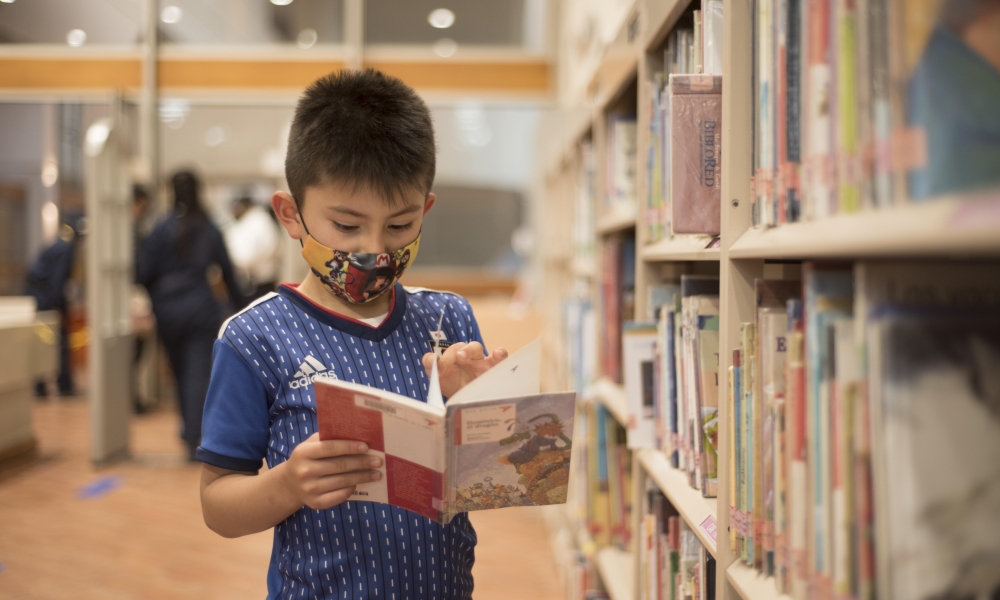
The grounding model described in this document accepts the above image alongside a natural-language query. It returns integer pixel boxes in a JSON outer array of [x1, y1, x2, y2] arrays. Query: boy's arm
[[200, 436, 381, 538]]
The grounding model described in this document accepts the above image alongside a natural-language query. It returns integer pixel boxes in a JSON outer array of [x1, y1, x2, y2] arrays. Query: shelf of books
[[637, 448, 717, 556], [541, 0, 1000, 598], [728, 189, 1000, 259]]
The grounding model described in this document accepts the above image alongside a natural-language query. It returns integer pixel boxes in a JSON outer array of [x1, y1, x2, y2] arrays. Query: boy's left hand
[[422, 341, 508, 398]]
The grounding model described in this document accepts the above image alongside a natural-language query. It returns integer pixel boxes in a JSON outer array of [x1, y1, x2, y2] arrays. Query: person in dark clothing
[[25, 220, 82, 397], [136, 170, 244, 459]]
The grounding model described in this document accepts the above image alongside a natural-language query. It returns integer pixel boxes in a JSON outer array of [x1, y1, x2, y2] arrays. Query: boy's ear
[[423, 192, 436, 215], [272, 191, 305, 241]]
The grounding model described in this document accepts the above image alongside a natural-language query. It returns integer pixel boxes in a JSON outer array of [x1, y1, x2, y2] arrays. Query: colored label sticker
[[700, 515, 718, 545]]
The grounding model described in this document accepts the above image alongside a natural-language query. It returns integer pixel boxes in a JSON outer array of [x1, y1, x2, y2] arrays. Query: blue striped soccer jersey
[[196, 282, 485, 600]]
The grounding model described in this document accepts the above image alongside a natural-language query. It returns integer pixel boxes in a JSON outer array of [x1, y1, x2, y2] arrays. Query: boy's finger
[[320, 469, 382, 492], [313, 454, 383, 476], [421, 352, 434, 375], [303, 439, 370, 459], [456, 342, 485, 363], [483, 347, 508, 367]]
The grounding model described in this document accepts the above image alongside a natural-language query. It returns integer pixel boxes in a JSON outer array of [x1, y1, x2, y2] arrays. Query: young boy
[[197, 69, 509, 600]]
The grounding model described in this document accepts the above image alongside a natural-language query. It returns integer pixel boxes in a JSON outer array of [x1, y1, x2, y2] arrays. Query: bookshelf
[[636, 448, 718, 556], [539, 0, 1000, 598], [585, 378, 630, 427], [727, 190, 1000, 259], [641, 235, 720, 262], [596, 547, 636, 600], [725, 562, 790, 600]]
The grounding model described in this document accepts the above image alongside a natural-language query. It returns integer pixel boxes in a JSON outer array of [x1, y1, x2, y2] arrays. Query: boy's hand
[[282, 433, 382, 510], [422, 341, 508, 398]]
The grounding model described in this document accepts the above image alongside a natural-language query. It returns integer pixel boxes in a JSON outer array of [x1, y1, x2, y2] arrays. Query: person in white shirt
[[224, 197, 281, 301]]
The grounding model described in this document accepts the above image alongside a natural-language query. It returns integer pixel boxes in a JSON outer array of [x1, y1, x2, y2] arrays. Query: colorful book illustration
[[315, 339, 576, 524]]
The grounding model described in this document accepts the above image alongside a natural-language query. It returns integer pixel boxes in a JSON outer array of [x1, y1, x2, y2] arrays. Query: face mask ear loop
[[296, 204, 310, 248]]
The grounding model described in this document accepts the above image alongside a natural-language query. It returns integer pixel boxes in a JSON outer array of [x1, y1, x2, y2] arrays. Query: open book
[[314, 339, 577, 524]]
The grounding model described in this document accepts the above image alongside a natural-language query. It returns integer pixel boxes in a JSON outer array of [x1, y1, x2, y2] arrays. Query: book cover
[[696, 312, 720, 498], [756, 279, 801, 575], [728, 359, 739, 556], [855, 261, 1000, 600], [805, 0, 834, 219], [831, 318, 858, 600], [741, 322, 757, 566], [682, 276, 720, 491], [624, 321, 659, 449], [870, 314, 1000, 600], [786, 300, 808, 600], [733, 349, 745, 559], [670, 74, 723, 235], [315, 340, 577, 524], [785, 0, 803, 222], [804, 264, 853, 594]]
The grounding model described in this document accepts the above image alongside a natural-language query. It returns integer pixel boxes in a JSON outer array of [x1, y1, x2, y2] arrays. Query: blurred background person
[[24, 215, 84, 397], [224, 195, 281, 302], [136, 170, 244, 459]]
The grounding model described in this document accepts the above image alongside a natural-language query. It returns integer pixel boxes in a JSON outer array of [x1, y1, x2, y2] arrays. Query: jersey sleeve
[[195, 339, 270, 473], [449, 294, 486, 348]]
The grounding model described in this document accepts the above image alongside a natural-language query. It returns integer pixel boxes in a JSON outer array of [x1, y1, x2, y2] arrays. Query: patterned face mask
[[301, 232, 420, 305]]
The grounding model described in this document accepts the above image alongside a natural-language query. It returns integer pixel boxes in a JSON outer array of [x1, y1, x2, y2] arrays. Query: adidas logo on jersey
[[289, 355, 334, 389]]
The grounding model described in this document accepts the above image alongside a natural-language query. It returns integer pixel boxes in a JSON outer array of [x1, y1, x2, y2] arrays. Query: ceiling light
[[0, 1, 16, 4], [433, 38, 458, 58], [41, 158, 58, 187], [160, 5, 182, 24], [296, 28, 318, 49], [66, 29, 86, 47], [428, 8, 455, 29], [270, 0, 294, 5], [85, 119, 112, 157]]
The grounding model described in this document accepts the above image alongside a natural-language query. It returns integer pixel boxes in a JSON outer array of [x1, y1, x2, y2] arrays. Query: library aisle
[[0, 298, 562, 600]]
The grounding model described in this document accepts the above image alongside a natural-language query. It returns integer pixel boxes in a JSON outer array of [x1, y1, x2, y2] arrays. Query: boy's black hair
[[285, 68, 436, 207]]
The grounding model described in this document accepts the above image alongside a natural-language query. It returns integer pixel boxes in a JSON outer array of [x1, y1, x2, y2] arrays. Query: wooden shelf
[[596, 547, 635, 600], [597, 206, 638, 235], [637, 448, 719, 557], [643, 0, 697, 52], [585, 378, 630, 427], [728, 189, 1000, 259], [641, 235, 721, 262], [726, 561, 790, 600]]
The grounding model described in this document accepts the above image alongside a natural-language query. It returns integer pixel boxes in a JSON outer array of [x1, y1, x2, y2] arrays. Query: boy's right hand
[[282, 433, 383, 510]]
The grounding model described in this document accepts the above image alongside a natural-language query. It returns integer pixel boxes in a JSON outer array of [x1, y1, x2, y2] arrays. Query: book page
[[315, 378, 446, 521], [445, 392, 577, 519], [445, 338, 542, 406]]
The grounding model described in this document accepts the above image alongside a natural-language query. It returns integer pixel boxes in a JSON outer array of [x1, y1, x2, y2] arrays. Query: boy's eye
[[388, 222, 413, 232], [333, 222, 360, 233]]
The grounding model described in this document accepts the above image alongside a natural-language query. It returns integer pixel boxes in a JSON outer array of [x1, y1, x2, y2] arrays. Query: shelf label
[[700, 515, 718, 545]]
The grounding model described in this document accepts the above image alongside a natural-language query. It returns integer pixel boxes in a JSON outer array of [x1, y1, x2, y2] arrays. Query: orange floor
[[0, 297, 563, 600], [0, 399, 564, 599]]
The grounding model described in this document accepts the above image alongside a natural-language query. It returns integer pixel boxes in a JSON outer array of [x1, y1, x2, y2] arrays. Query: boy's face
[[272, 180, 434, 254]]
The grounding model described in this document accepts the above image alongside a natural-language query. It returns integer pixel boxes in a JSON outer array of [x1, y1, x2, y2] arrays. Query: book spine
[[734, 349, 744, 559], [788, 326, 808, 600]]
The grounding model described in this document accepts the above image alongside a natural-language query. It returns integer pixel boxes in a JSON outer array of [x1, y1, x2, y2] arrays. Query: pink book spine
[[670, 75, 723, 235]]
